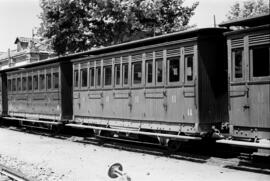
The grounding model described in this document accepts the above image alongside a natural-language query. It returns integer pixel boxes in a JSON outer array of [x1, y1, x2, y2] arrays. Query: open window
[[12, 78, 16, 92], [132, 62, 142, 85], [168, 57, 180, 83], [22, 76, 27, 91], [146, 60, 153, 85], [33, 74, 38, 91], [81, 68, 88, 88], [251, 45, 270, 78], [7, 79, 11, 92], [39, 73, 45, 90], [89, 67, 95, 88], [46, 72, 52, 90], [17, 77, 21, 92], [28, 75, 32, 91], [155, 59, 163, 84], [53, 72, 59, 89], [104, 66, 112, 87], [96, 67, 101, 87]]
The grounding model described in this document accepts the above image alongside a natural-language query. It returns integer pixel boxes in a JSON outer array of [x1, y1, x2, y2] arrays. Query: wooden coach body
[[72, 28, 228, 136], [3, 58, 73, 122], [221, 15, 270, 140]]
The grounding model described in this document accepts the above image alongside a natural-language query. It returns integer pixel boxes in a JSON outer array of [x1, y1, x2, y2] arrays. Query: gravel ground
[[0, 127, 269, 181]]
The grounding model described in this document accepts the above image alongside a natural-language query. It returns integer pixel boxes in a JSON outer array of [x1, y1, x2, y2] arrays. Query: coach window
[[53, 72, 59, 89], [81, 68, 88, 88], [232, 49, 243, 80], [251, 45, 270, 78], [146, 60, 153, 85], [46, 72, 52, 90], [12, 78, 16, 92], [104, 66, 112, 86], [132, 62, 142, 85], [185, 55, 194, 82], [74, 69, 79, 88], [28, 75, 32, 91], [39, 73, 45, 90], [8, 79, 11, 92], [115, 64, 121, 86], [168, 57, 180, 83], [156, 59, 163, 84], [17, 77, 21, 92], [22, 77, 27, 91], [122, 63, 129, 86], [96, 67, 101, 87], [89, 67, 95, 88], [33, 75, 38, 90]]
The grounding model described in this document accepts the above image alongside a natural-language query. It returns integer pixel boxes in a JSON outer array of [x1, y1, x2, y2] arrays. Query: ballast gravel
[[0, 127, 269, 181]]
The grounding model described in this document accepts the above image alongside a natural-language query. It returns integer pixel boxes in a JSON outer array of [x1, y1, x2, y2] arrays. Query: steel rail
[[0, 164, 32, 181]]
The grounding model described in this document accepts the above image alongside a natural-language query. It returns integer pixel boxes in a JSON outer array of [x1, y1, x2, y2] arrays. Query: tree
[[226, 0, 269, 20], [38, 0, 198, 55]]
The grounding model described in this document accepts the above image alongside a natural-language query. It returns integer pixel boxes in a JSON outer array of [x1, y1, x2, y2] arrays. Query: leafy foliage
[[38, 0, 198, 55], [226, 0, 269, 20]]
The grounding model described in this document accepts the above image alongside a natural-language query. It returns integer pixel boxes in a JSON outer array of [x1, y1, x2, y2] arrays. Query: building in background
[[0, 37, 55, 70]]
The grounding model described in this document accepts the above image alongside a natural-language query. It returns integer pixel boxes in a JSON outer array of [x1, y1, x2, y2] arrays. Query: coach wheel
[[167, 140, 182, 152]]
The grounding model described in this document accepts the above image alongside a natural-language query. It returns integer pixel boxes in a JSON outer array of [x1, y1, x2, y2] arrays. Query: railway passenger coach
[[1, 58, 73, 128], [220, 15, 270, 143], [67, 28, 228, 145]]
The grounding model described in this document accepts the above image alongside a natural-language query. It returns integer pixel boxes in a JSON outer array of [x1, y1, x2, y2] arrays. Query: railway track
[[2, 125, 270, 176], [0, 164, 32, 181]]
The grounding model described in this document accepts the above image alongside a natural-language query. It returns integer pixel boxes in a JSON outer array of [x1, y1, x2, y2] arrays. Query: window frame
[[250, 45, 270, 81], [16, 75, 22, 93], [52, 70, 59, 90], [114, 64, 121, 88], [145, 59, 154, 86], [7, 78, 12, 92], [184, 54, 195, 84], [89, 67, 95, 89], [39, 70, 45, 91], [232, 48, 245, 82], [80, 67, 88, 89], [95, 66, 102, 88], [103, 65, 113, 88], [132, 61, 143, 87], [122, 63, 129, 88], [33, 72, 39, 92], [27, 74, 33, 92], [155, 58, 163, 86], [22, 75, 27, 92], [46, 69, 52, 91], [167, 56, 180, 85]]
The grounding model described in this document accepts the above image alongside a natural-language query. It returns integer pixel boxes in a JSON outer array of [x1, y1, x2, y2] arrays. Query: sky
[[0, 0, 249, 52]]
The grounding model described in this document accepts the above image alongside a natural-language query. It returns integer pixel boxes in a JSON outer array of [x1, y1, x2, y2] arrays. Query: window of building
[[28, 76, 32, 91], [104, 66, 112, 86], [123, 63, 129, 86], [168, 57, 180, 82], [156, 59, 163, 83], [96, 67, 101, 87], [146, 60, 153, 84], [39, 74, 45, 90], [74, 69, 79, 88], [89, 68, 95, 87], [33, 75, 38, 90], [46, 73, 52, 90], [17, 77, 21, 91], [185, 55, 194, 82], [252, 46, 270, 77], [81, 68, 88, 87], [232, 49, 243, 79], [53, 72, 59, 89], [132, 62, 142, 85], [12, 78, 16, 91], [8, 79, 11, 91], [115, 64, 121, 86], [22, 77, 27, 91]]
